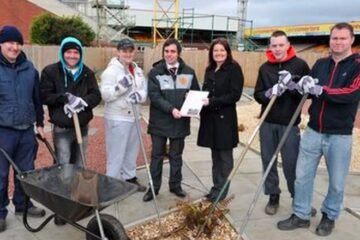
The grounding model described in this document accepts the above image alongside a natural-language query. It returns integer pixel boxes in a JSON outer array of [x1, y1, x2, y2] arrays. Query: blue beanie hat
[[0, 25, 24, 45]]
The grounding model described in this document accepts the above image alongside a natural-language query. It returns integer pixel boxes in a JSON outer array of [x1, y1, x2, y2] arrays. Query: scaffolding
[[179, 8, 194, 43], [236, 0, 249, 48], [150, 0, 252, 49], [152, 13, 253, 50], [152, 0, 180, 47], [60, 0, 135, 42], [92, 0, 136, 42]]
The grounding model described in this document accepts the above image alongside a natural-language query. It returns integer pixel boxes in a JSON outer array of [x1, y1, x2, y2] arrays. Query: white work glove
[[64, 92, 88, 118], [126, 91, 142, 104], [117, 75, 133, 89], [265, 83, 286, 98], [309, 85, 323, 97], [278, 70, 297, 90], [297, 76, 319, 94], [278, 70, 292, 86]]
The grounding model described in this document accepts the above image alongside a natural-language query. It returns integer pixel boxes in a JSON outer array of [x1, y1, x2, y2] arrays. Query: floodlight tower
[[152, 0, 180, 47], [236, 0, 248, 49]]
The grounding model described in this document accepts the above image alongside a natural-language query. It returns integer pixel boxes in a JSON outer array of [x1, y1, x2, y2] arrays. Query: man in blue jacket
[[0, 25, 46, 232], [278, 22, 360, 237]]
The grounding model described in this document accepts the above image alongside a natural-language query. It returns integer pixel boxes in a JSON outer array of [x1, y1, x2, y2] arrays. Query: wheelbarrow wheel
[[86, 214, 129, 240]]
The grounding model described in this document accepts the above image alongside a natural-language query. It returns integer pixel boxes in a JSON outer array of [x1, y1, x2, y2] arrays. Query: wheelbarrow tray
[[17, 163, 137, 222]]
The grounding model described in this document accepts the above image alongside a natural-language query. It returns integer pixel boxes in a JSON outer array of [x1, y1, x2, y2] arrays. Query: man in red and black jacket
[[278, 22, 360, 237], [254, 30, 310, 216]]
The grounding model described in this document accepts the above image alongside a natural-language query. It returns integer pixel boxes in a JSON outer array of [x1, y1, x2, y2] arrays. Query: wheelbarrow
[[0, 137, 137, 240]]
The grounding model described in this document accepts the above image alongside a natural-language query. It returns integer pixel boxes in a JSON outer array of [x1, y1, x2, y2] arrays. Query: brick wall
[[0, 0, 48, 44]]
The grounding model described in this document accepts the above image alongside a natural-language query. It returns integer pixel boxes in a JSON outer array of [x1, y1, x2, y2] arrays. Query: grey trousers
[[259, 121, 300, 197], [149, 135, 185, 191], [105, 119, 140, 181], [209, 149, 234, 200]]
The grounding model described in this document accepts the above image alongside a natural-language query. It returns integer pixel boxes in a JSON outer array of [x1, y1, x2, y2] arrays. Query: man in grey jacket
[[100, 38, 147, 192], [143, 38, 200, 202]]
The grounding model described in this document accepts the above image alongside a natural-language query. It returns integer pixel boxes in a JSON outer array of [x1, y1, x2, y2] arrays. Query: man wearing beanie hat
[[39, 36, 101, 225], [0, 25, 46, 233], [0, 25, 24, 45]]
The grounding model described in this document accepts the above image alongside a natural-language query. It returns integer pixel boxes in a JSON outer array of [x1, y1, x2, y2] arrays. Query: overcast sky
[[127, 0, 360, 27]]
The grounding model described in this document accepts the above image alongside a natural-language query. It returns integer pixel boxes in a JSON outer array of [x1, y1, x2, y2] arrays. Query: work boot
[[265, 194, 279, 215], [54, 215, 66, 226], [204, 192, 214, 201], [126, 177, 147, 192], [169, 187, 186, 198], [15, 206, 46, 218], [315, 212, 335, 236], [0, 219, 6, 232], [277, 214, 310, 230], [143, 189, 158, 202]]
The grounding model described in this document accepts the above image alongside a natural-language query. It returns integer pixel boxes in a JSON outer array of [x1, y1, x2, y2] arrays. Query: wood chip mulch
[[127, 201, 239, 240]]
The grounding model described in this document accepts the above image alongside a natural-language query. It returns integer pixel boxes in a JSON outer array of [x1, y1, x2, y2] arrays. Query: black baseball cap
[[117, 38, 135, 50]]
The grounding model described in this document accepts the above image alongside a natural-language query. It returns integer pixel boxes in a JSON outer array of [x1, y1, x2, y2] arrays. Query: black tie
[[169, 67, 177, 76]]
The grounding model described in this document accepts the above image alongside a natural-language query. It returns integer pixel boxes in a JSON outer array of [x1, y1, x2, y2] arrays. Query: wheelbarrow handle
[[35, 133, 45, 142], [36, 134, 59, 164], [0, 146, 22, 174]]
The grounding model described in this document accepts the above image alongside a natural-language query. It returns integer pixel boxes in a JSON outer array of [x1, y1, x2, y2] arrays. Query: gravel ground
[[8, 115, 151, 194]]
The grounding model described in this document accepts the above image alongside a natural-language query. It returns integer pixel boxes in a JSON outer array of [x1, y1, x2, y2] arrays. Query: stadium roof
[[245, 21, 360, 39]]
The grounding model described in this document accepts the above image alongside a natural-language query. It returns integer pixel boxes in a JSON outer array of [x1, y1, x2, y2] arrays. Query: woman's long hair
[[206, 37, 234, 71]]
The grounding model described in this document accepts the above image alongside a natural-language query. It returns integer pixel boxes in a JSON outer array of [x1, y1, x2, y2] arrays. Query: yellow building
[[245, 21, 360, 38]]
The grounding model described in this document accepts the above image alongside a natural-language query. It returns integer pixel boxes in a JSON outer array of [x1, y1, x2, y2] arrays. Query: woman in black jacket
[[197, 38, 244, 202]]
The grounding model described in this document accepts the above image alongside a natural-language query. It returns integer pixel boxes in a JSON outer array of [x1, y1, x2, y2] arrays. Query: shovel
[[131, 104, 164, 235], [70, 112, 100, 206], [238, 93, 309, 236], [72, 112, 86, 167]]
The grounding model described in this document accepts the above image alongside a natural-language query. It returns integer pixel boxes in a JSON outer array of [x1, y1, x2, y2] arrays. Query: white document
[[180, 90, 209, 117]]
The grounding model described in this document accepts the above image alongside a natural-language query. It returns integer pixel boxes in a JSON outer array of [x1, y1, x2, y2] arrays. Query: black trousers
[[149, 135, 185, 191], [259, 121, 300, 197], [209, 149, 234, 200]]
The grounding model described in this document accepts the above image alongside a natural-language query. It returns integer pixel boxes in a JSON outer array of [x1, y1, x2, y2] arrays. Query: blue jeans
[[293, 127, 352, 220], [0, 127, 37, 219], [52, 125, 88, 167]]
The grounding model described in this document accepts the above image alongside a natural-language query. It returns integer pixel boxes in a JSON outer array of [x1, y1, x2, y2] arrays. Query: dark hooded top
[[254, 46, 310, 126]]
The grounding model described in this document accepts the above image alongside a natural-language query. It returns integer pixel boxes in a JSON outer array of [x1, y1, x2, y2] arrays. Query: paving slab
[[2, 104, 359, 239]]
